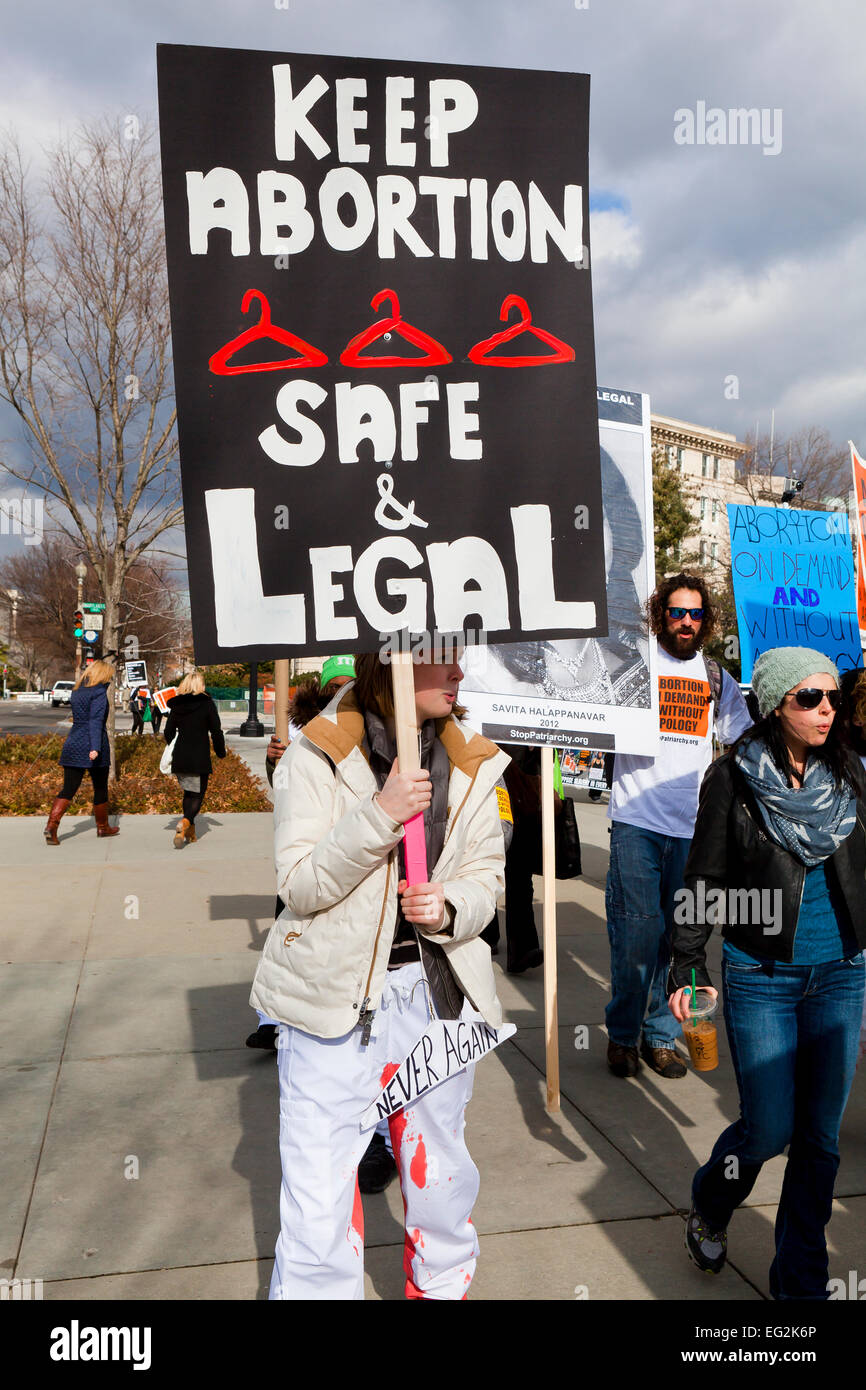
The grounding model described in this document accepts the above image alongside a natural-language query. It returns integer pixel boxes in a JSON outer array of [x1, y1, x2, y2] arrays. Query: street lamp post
[[239, 661, 264, 737], [74, 562, 86, 679], [4, 590, 19, 698]]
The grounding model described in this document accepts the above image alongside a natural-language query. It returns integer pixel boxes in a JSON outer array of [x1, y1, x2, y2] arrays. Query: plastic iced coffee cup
[[682, 989, 719, 1072]]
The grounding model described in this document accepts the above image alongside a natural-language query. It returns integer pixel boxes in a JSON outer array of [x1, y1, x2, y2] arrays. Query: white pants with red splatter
[[270, 961, 481, 1300]]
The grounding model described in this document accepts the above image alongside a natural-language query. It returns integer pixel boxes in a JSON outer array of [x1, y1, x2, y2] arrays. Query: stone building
[[650, 412, 784, 572]]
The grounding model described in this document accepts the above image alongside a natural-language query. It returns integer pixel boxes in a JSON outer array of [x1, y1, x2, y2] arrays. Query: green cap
[[751, 646, 839, 717], [320, 655, 356, 687]]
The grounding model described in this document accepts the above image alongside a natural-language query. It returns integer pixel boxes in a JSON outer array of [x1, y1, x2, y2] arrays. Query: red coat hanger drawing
[[340, 289, 452, 368], [209, 290, 328, 375], [467, 294, 575, 367]]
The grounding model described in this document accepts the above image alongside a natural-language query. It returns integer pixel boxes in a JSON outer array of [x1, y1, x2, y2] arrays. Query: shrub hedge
[[0, 734, 271, 815]]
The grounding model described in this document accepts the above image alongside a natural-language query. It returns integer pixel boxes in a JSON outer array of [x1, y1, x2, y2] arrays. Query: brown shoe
[[184, 820, 196, 844], [94, 803, 119, 837], [640, 1039, 687, 1078], [44, 796, 71, 845], [607, 1040, 640, 1078], [174, 817, 191, 848]]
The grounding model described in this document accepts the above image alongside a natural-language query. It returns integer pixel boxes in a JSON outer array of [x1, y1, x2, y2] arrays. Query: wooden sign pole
[[274, 658, 290, 745], [540, 743, 560, 1113], [390, 651, 428, 885]]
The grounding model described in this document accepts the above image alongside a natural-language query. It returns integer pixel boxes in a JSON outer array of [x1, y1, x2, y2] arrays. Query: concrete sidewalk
[[1, 796, 863, 1301]]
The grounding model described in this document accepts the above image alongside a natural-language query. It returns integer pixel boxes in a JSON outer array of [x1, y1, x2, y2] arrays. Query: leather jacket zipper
[[789, 862, 805, 957], [740, 792, 803, 957], [358, 856, 392, 1046]]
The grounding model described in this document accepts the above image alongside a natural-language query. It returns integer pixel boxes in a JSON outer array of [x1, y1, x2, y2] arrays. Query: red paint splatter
[[388, 1105, 409, 1172], [382, 1078, 432, 1298], [410, 1135, 427, 1188], [352, 1179, 364, 1240], [347, 1176, 364, 1257]]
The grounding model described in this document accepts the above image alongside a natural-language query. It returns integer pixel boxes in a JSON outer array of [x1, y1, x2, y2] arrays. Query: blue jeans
[[692, 953, 865, 1300], [604, 821, 690, 1049]]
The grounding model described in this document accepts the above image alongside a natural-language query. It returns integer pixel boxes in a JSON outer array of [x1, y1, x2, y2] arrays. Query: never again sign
[[157, 45, 606, 660], [359, 1018, 516, 1130]]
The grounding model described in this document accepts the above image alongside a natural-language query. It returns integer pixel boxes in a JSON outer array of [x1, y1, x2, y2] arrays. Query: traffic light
[[73, 610, 84, 638]]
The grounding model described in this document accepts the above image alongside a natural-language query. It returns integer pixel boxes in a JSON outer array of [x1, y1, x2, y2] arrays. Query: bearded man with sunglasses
[[604, 573, 752, 1079]]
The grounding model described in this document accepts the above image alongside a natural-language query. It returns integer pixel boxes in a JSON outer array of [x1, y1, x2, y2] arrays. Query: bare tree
[[0, 536, 75, 687], [0, 119, 181, 772], [736, 425, 849, 509], [0, 535, 189, 690]]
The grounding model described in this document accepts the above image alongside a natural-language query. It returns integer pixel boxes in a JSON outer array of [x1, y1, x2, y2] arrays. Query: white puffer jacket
[[250, 684, 510, 1039]]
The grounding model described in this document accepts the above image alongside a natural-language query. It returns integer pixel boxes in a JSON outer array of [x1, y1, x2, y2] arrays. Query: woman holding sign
[[668, 647, 866, 1299], [251, 649, 510, 1300]]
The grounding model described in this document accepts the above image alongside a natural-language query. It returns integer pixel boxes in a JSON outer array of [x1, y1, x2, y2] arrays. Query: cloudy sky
[[1, 0, 864, 563]]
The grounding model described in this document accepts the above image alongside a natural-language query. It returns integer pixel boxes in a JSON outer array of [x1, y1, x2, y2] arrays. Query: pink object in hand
[[403, 812, 428, 885]]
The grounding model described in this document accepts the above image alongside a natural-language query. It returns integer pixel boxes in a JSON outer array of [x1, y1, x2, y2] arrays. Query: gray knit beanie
[[751, 646, 840, 717]]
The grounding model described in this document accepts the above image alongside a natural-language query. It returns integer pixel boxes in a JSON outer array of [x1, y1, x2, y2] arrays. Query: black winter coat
[[59, 682, 111, 768], [164, 693, 226, 775], [668, 748, 866, 992]]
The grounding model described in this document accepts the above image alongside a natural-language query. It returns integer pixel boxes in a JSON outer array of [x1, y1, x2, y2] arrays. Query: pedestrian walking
[[669, 647, 866, 1298], [141, 690, 155, 734], [605, 573, 751, 1079], [251, 649, 511, 1299], [44, 659, 119, 843], [129, 688, 144, 735], [163, 670, 226, 847]]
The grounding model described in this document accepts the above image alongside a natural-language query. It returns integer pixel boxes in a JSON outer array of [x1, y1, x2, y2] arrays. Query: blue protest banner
[[728, 505, 862, 682]]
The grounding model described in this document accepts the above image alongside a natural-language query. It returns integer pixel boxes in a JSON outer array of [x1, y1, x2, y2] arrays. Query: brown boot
[[44, 796, 71, 845], [184, 820, 197, 844], [94, 803, 119, 837], [174, 817, 191, 848]]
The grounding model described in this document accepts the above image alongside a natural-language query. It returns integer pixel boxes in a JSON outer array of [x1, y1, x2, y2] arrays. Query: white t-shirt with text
[[609, 646, 752, 840]]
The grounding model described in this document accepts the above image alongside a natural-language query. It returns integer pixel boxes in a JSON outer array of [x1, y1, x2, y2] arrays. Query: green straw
[[691, 968, 697, 1025]]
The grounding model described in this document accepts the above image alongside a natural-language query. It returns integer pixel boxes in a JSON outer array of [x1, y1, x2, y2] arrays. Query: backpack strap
[[705, 656, 723, 726]]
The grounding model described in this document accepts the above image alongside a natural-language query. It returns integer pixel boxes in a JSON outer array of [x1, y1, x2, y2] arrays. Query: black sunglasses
[[787, 688, 841, 710], [667, 606, 704, 621]]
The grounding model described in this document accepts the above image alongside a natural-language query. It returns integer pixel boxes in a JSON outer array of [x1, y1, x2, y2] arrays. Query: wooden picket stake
[[390, 650, 428, 884], [540, 743, 560, 1113], [274, 659, 290, 745]]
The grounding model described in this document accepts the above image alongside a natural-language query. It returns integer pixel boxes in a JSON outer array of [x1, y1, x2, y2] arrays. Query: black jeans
[[480, 818, 540, 960], [60, 765, 109, 805], [182, 773, 209, 824]]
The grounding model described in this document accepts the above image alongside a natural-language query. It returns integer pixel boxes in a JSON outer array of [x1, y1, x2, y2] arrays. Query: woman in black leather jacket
[[667, 646, 866, 1299]]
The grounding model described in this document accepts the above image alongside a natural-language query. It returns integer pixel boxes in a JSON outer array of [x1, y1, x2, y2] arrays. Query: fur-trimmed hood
[[302, 681, 503, 782]]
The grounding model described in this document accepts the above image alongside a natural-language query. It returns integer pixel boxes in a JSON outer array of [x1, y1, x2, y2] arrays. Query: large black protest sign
[[157, 44, 605, 660]]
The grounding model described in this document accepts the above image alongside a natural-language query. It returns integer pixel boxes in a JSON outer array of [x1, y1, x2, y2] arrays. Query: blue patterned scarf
[[734, 738, 856, 866]]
